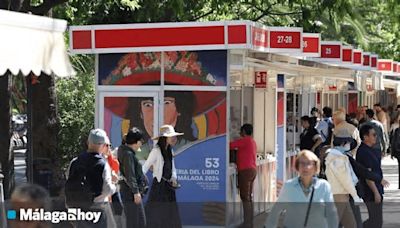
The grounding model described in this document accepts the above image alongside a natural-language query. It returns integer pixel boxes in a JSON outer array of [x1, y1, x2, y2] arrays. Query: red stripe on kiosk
[[252, 26, 268, 49], [268, 27, 303, 53], [393, 62, 398, 73], [95, 26, 225, 48], [363, 53, 371, 66], [302, 33, 320, 57], [353, 50, 363, 64], [377, 59, 393, 71], [320, 41, 341, 60], [72, 30, 92, 49], [371, 55, 378, 68], [342, 46, 353, 62], [228, 25, 247, 44]]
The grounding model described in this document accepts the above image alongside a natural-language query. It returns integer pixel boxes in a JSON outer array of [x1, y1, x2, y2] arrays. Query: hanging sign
[[342, 46, 353, 62], [252, 25, 268, 50], [393, 62, 398, 73], [377, 59, 393, 71], [353, 50, 363, 65], [371, 55, 378, 68], [302, 33, 320, 57], [255, 71, 267, 88], [320, 41, 341, 60], [268, 27, 302, 53], [363, 53, 371, 67]]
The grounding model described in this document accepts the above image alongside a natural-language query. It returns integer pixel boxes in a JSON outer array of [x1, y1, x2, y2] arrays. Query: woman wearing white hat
[[142, 124, 182, 228]]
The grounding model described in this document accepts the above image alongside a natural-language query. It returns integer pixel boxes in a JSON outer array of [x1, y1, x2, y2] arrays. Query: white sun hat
[[152, 125, 184, 140]]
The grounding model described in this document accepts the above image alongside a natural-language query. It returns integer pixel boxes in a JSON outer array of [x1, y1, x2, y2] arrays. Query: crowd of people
[[266, 103, 399, 228], [8, 125, 183, 228], [7, 103, 400, 228]]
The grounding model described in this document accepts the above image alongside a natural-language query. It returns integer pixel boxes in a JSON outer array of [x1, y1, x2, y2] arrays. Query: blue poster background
[[276, 127, 285, 181]]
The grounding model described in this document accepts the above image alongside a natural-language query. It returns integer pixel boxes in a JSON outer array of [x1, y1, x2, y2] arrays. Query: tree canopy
[[54, 0, 400, 60], [50, 0, 400, 168]]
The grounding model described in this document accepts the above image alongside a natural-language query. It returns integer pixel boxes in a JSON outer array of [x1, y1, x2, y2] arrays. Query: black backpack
[[65, 158, 95, 210]]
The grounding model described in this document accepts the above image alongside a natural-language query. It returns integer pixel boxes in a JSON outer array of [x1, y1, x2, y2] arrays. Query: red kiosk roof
[[69, 21, 303, 54]]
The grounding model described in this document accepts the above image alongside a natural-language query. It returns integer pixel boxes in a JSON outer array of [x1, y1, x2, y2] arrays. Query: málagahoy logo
[[15, 208, 101, 224]]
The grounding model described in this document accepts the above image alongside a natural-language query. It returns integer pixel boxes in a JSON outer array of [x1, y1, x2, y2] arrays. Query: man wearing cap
[[66, 128, 117, 227], [229, 124, 257, 228]]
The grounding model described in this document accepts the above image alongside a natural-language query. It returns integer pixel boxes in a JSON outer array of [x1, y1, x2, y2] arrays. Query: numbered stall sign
[[269, 27, 302, 53], [342, 46, 353, 63], [353, 50, 363, 65], [255, 71, 267, 88], [363, 53, 371, 67], [302, 33, 320, 57], [371, 55, 378, 69], [320, 41, 341, 61], [377, 59, 393, 72], [252, 25, 268, 50]]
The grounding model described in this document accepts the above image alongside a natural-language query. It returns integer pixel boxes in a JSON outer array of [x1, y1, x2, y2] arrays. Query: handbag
[[303, 187, 315, 228]]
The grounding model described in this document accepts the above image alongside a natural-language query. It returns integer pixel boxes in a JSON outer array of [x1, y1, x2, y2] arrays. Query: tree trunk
[[0, 73, 15, 199], [29, 74, 62, 196]]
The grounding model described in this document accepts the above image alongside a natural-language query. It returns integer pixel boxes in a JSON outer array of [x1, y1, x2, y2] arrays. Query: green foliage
[[53, 0, 400, 169], [56, 55, 95, 168]]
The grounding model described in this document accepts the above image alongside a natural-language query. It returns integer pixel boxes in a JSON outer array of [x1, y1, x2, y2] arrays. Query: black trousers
[[362, 196, 383, 228], [397, 157, 400, 189], [120, 181, 146, 228]]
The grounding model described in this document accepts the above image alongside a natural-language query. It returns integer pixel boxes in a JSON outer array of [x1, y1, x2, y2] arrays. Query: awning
[[0, 9, 75, 77]]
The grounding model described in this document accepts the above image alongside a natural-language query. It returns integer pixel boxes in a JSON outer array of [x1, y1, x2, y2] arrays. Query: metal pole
[[27, 74, 33, 183]]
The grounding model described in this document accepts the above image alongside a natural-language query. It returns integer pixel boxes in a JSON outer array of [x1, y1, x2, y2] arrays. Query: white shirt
[[142, 145, 177, 182], [325, 148, 360, 201]]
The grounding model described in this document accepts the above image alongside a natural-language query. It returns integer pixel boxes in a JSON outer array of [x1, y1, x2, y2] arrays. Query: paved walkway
[[363, 156, 400, 227], [254, 156, 400, 228]]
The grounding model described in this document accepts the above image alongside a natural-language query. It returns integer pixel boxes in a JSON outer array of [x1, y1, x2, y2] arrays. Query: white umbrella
[[0, 10, 76, 211], [0, 9, 75, 77]]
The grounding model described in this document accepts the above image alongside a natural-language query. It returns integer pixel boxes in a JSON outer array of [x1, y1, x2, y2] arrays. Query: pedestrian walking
[[300, 116, 323, 156], [356, 125, 388, 228], [359, 109, 388, 156], [103, 145, 124, 227], [229, 124, 257, 228], [374, 103, 389, 134], [118, 127, 148, 228], [65, 128, 117, 228], [264, 150, 338, 228], [332, 110, 361, 155], [143, 125, 182, 228], [325, 136, 361, 228], [315, 108, 330, 145]]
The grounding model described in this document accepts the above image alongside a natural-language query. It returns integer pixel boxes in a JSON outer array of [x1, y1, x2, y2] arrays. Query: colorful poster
[[99, 51, 227, 86], [99, 50, 228, 226]]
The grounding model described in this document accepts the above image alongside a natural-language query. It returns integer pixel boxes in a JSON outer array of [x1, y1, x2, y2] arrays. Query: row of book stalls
[[69, 20, 400, 227]]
